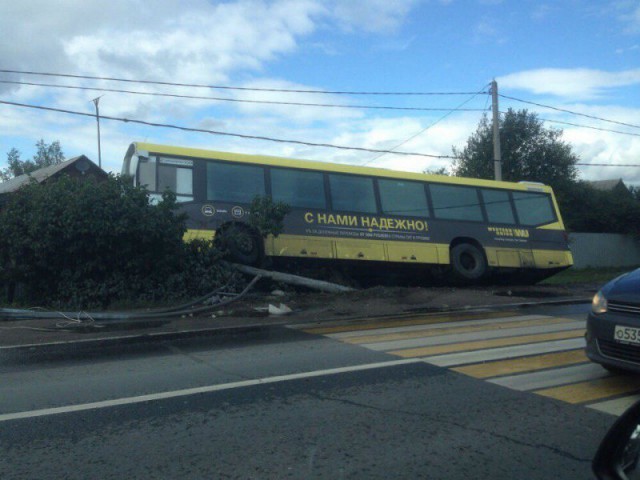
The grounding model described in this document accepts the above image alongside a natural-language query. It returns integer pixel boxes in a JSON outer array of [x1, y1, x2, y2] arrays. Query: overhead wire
[[576, 162, 640, 167], [495, 109, 640, 167], [1, 70, 637, 168], [360, 84, 491, 166], [499, 93, 640, 130], [0, 80, 487, 112], [0, 99, 455, 159], [536, 117, 640, 138], [0, 69, 488, 96]]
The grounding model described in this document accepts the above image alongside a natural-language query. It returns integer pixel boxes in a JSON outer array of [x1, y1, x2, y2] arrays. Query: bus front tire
[[450, 243, 487, 282], [219, 225, 262, 266]]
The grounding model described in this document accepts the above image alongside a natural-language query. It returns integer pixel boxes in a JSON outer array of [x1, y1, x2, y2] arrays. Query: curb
[[0, 297, 591, 353], [0, 322, 285, 353]]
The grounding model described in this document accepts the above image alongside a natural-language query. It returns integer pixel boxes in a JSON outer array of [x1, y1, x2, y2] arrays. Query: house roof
[[588, 179, 628, 192], [0, 155, 104, 195]]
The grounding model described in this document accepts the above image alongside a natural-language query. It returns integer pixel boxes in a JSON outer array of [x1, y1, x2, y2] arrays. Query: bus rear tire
[[218, 225, 262, 266], [450, 243, 487, 282]]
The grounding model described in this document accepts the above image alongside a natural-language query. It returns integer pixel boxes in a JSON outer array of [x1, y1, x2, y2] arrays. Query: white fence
[[569, 233, 640, 269]]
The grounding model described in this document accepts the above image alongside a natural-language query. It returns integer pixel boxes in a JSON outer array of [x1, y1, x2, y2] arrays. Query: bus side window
[[480, 189, 516, 224], [430, 184, 483, 221], [328, 174, 377, 214], [378, 179, 429, 217], [207, 161, 265, 204], [512, 192, 556, 226], [271, 168, 326, 209]]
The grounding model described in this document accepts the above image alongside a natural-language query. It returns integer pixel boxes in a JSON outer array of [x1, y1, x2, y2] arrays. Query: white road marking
[[0, 358, 422, 422], [362, 321, 584, 351], [488, 363, 607, 391], [326, 315, 551, 339], [589, 394, 640, 416], [423, 338, 585, 367]]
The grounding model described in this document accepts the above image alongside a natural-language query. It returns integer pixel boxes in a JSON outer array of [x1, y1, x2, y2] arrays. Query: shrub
[[248, 195, 291, 238], [0, 175, 236, 308]]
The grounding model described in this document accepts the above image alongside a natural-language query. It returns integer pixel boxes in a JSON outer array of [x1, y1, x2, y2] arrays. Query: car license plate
[[614, 325, 640, 345]]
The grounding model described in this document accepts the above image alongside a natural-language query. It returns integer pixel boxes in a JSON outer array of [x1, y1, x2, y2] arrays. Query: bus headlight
[[592, 290, 608, 315]]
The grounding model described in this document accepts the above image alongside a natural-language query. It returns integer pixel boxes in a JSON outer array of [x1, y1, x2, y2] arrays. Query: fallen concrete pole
[[232, 264, 356, 293]]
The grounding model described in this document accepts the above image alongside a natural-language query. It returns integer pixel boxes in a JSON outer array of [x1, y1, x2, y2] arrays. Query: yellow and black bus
[[122, 142, 573, 282]]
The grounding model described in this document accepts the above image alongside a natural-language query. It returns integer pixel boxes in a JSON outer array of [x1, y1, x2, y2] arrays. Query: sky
[[0, 0, 639, 184]]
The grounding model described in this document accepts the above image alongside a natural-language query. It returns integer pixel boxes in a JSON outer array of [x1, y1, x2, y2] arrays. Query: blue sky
[[0, 0, 639, 183]]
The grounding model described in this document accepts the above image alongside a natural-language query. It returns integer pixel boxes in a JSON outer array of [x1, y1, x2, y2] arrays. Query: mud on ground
[[222, 282, 598, 323]]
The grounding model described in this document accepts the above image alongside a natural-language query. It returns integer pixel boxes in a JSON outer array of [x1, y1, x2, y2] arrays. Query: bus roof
[[127, 142, 552, 193]]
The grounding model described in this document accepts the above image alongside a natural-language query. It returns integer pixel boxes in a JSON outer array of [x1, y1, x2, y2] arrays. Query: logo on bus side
[[487, 226, 529, 238], [232, 206, 245, 218], [201, 204, 216, 217]]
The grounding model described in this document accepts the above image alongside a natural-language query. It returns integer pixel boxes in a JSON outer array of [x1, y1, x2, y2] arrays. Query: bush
[[248, 195, 291, 238], [0, 175, 236, 308]]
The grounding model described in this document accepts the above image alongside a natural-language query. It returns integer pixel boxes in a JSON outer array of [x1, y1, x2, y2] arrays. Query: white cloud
[[531, 4, 555, 21], [328, 0, 423, 34], [473, 18, 507, 44], [499, 68, 640, 99], [225, 78, 365, 123], [621, 3, 640, 33], [61, 1, 321, 84]]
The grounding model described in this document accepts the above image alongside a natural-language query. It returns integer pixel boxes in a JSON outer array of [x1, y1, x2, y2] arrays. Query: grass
[[541, 266, 639, 285]]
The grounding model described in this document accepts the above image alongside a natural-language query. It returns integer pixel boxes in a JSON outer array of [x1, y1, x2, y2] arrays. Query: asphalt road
[[0, 306, 617, 479]]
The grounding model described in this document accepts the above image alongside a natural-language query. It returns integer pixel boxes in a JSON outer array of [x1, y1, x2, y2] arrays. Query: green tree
[[423, 166, 449, 176], [558, 181, 640, 235], [452, 109, 579, 192], [1, 139, 65, 181]]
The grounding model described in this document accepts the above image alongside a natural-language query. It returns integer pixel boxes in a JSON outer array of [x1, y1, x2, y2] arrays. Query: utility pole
[[491, 79, 502, 181], [91, 96, 103, 169]]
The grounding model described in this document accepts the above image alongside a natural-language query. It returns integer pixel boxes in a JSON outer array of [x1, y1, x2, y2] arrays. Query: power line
[[0, 80, 488, 113], [0, 69, 489, 96], [539, 117, 640, 138], [361, 85, 491, 165], [499, 93, 640, 130], [498, 110, 640, 138], [576, 163, 640, 167], [0, 99, 455, 159]]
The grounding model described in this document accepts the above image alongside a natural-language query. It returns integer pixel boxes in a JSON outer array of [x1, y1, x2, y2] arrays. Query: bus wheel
[[220, 225, 262, 266], [450, 243, 487, 282]]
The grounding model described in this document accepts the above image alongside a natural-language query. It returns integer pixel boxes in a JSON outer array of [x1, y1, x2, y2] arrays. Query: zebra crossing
[[296, 310, 640, 416]]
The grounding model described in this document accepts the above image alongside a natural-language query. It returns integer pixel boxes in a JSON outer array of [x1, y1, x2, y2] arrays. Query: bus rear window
[[513, 192, 556, 226], [207, 162, 265, 204]]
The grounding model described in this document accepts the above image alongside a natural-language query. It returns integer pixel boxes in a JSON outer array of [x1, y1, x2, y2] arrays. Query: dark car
[[586, 268, 640, 373]]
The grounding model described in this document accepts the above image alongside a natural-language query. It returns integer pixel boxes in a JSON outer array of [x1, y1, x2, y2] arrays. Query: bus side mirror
[[593, 400, 640, 479]]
